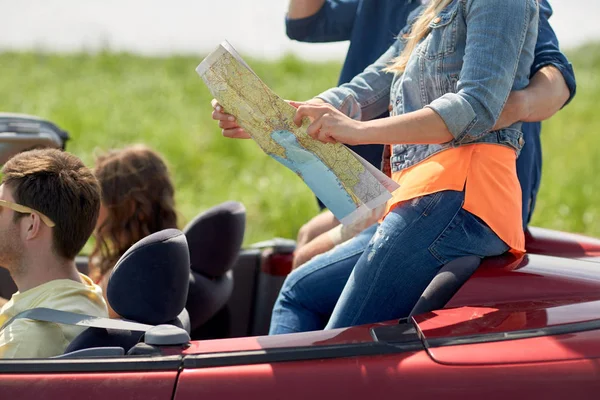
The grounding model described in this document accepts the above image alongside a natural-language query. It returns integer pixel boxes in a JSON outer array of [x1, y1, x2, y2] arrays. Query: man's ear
[[23, 213, 42, 241]]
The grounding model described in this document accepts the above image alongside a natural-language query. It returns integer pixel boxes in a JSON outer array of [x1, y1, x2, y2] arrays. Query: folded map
[[197, 41, 398, 225]]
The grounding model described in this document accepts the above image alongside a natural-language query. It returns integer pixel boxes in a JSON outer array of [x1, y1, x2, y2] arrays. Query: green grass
[[0, 45, 598, 245], [529, 43, 600, 236]]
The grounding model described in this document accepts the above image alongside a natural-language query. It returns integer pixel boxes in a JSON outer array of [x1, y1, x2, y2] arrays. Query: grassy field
[[0, 45, 598, 245], [530, 43, 600, 236]]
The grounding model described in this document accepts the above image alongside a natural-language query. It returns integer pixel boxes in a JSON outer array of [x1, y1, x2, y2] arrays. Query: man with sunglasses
[[0, 149, 108, 358]]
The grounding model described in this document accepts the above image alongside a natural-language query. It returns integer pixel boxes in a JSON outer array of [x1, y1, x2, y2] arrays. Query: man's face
[[0, 184, 24, 270]]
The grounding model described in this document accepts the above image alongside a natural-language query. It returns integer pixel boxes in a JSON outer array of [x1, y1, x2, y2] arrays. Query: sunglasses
[[0, 199, 56, 228]]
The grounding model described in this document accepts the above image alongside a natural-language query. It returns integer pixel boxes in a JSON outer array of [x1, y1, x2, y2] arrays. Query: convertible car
[[1, 114, 600, 399]]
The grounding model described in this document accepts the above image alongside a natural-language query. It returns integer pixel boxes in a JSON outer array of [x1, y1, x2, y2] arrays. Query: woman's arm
[[215, 5, 422, 139], [426, 0, 539, 144], [294, 102, 453, 145], [316, 34, 407, 121], [216, 28, 411, 138], [296, 0, 538, 147]]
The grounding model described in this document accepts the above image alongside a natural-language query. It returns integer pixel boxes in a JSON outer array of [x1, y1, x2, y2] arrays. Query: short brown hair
[[2, 148, 101, 259], [90, 145, 177, 280]]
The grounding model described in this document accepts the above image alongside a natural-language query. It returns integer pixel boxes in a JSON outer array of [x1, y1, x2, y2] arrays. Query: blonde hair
[[386, 0, 453, 74]]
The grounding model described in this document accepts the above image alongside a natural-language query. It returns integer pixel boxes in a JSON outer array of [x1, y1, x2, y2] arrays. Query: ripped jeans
[[269, 190, 509, 335]]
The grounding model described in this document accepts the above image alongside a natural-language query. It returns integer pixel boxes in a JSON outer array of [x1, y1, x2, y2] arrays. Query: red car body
[[1, 226, 600, 399]]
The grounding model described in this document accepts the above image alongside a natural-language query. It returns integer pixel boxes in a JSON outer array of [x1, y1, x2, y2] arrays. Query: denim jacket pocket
[[419, 0, 460, 60], [442, 72, 460, 94]]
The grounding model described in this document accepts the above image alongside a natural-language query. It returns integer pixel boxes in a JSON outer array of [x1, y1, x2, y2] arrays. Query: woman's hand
[[292, 101, 365, 145], [211, 98, 327, 139], [211, 99, 251, 139]]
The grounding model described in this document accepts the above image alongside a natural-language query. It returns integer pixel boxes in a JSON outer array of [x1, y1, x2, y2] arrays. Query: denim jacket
[[318, 0, 540, 173]]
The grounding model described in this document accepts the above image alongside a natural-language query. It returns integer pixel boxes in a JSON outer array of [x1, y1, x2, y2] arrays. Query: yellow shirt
[[0, 274, 108, 359]]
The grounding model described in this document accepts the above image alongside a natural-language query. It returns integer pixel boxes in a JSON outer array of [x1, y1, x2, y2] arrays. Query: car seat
[[183, 201, 246, 338], [65, 229, 191, 353]]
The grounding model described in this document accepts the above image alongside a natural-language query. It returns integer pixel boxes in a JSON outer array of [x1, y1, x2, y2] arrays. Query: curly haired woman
[[90, 144, 178, 317]]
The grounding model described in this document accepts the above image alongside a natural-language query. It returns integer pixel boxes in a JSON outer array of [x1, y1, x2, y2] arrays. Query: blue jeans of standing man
[[269, 190, 509, 334]]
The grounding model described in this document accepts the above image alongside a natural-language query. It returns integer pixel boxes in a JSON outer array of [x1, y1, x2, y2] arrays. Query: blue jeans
[[269, 190, 509, 335]]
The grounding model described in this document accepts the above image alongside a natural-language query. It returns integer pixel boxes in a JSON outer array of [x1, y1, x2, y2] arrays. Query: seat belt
[[0, 307, 154, 334]]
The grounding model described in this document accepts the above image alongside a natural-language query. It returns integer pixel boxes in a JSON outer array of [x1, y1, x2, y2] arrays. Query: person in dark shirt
[[283, 0, 576, 268]]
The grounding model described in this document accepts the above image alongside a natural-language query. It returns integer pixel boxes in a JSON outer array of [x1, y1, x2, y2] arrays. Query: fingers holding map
[[197, 41, 398, 225]]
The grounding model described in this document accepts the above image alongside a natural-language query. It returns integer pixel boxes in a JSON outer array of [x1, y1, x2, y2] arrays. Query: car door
[[0, 355, 182, 399], [172, 303, 600, 400]]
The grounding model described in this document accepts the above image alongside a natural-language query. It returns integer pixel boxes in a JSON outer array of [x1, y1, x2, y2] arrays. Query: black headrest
[[183, 201, 245, 278], [107, 229, 190, 325]]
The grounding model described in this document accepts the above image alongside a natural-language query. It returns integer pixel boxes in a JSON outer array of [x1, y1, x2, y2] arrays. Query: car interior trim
[[183, 340, 424, 369], [0, 355, 183, 374]]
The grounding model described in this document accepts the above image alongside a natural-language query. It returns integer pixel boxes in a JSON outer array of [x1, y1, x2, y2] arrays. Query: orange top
[[384, 143, 525, 253]]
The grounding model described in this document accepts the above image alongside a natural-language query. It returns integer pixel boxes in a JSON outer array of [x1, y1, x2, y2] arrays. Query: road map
[[197, 41, 398, 225]]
